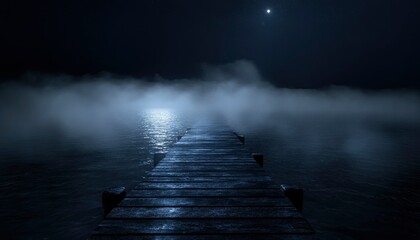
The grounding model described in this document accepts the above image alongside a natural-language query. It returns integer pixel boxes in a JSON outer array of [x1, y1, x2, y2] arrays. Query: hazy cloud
[[1, 60, 419, 147]]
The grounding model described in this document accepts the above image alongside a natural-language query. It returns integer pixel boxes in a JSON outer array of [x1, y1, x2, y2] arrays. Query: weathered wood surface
[[91, 235, 317, 240], [91, 122, 315, 239]]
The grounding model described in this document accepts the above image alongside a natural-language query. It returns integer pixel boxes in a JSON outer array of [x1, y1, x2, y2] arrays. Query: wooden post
[[237, 135, 245, 144], [252, 153, 264, 167], [281, 184, 303, 212], [233, 132, 245, 144], [154, 152, 167, 166], [102, 186, 126, 216]]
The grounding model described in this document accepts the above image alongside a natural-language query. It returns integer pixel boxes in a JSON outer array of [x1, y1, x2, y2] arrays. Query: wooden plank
[[107, 206, 302, 219], [173, 143, 244, 147], [157, 162, 258, 166], [134, 182, 280, 189], [143, 176, 274, 182], [166, 152, 250, 156], [164, 154, 252, 159], [163, 154, 253, 158], [162, 159, 254, 163], [168, 148, 249, 152], [152, 166, 264, 171], [91, 235, 318, 240], [92, 219, 314, 235], [170, 144, 245, 148], [161, 157, 255, 164], [160, 159, 256, 163], [177, 139, 241, 142], [127, 189, 284, 198], [173, 141, 241, 145], [176, 136, 239, 139], [147, 172, 269, 177], [119, 197, 293, 207]]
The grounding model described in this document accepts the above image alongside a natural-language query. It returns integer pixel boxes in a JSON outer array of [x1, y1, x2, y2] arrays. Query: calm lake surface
[[0, 109, 419, 239]]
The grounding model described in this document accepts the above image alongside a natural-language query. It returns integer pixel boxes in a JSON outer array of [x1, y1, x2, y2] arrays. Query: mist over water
[[1, 60, 419, 149], [1, 60, 420, 239]]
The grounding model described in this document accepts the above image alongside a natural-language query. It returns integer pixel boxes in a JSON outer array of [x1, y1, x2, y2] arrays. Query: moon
[[266, 9, 271, 14]]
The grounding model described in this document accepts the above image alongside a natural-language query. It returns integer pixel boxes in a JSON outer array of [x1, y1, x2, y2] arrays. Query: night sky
[[1, 0, 419, 89]]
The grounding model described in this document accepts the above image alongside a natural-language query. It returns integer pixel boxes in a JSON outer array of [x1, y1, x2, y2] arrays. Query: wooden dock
[[91, 122, 315, 239]]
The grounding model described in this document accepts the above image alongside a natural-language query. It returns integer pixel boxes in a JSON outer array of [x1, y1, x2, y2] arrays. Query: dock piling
[[102, 187, 126, 216], [153, 152, 167, 166], [281, 184, 304, 212], [252, 153, 264, 167], [233, 132, 245, 144]]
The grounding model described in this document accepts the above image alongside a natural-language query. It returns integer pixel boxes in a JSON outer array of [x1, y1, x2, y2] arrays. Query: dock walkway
[[91, 122, 315, 239]]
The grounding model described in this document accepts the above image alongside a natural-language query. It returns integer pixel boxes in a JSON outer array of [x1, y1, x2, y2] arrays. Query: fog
[[1, 60, 420, 148]]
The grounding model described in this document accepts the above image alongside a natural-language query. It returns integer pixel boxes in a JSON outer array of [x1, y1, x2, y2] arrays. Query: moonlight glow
[[266, 9, 271, 14]]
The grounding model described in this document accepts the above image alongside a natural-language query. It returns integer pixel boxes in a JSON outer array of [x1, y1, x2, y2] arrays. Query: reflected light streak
[[143, 108, 177, 152], [146, 108, 174, 126]]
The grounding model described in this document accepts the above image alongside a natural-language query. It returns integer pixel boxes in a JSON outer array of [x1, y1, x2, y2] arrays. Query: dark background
[[1, 0, 419, 89]]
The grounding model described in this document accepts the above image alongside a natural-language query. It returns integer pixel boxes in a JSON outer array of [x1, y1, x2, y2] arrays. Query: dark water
[[0, 109, 191, 240], [233, 116, 420, 239], [1, 110, 419, 239]]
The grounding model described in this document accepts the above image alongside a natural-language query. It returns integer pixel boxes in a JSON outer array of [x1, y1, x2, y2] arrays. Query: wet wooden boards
[[91, 122, 315, 239]]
